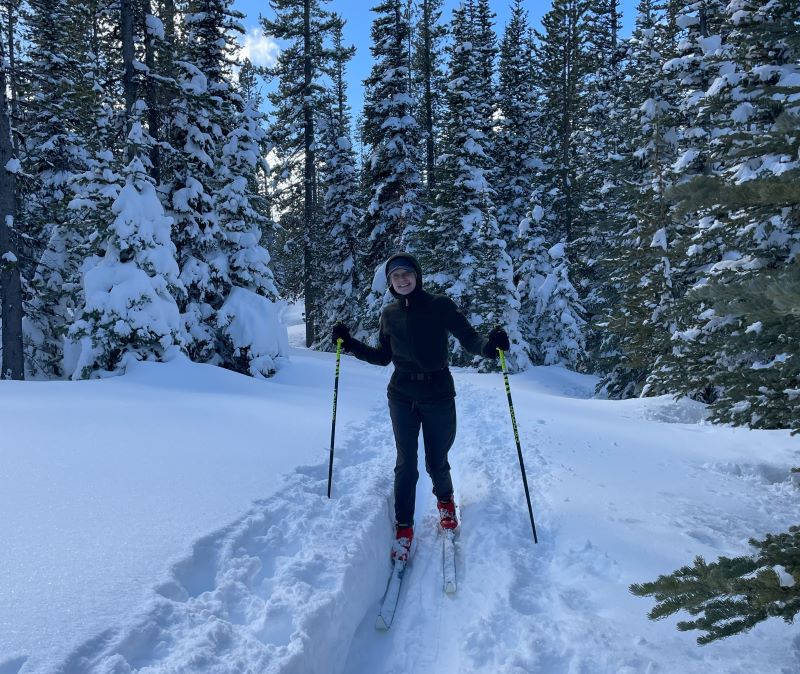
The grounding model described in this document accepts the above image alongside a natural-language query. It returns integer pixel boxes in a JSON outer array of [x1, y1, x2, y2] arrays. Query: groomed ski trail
[[342, 378, 557, 674]]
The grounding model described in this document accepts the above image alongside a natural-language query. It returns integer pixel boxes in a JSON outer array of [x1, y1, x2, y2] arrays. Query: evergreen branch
[[668, 172, 800, 216], [631, 527, 800, 645], [690, 262, 800, 320]]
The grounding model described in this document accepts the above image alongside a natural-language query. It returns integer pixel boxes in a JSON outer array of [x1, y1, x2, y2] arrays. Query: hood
[[385, 252, 423, 299]]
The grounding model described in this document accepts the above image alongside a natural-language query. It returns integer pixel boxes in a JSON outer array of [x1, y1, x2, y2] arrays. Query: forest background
[[0, 0, 797, 432]]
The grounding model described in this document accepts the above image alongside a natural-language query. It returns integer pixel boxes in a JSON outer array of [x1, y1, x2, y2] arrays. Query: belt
[[396, 369, 449, 381]]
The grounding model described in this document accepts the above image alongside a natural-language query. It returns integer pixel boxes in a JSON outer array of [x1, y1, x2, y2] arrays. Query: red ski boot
[[438, 499, 459, 531], [391, 525, 414, 562]]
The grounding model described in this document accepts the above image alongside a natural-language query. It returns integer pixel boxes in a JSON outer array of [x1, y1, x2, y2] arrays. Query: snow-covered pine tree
[[571, 0, 626, 363], [472, 0, 497, 173], [655, 0, 800, 431], [68, 119, 184, 379], [28, 0, 125, 378], [596, 0, 682, 398], [420, 1, 527, 370], [358, 0, 425, 335], [16, 0, 97, 377], [261, 0, 336, 345], [532, 242, 586, 367], [517, 188, 587, 367], [530, 0, 592, 246], [411, 0, 448, 192], [171, 0, 285, 375], [313, 16, 362, 350], [520, 0, 592, 372], [630, 7, 800, 635], [494, 0, 539, 264], [636, 0, 728, 397], [215, 74, 282, 377]]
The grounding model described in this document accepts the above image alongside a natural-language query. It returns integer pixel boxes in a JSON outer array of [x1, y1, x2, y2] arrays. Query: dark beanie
[[386, 256, 416, 278]]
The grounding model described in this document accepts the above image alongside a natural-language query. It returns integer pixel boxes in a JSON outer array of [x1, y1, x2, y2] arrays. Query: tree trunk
[[0, 25, 23, 379], [421, 0, 436, 188], [143, 0, 161, 183], [303, 0, 316, 347], [121, 0, 137, 160]]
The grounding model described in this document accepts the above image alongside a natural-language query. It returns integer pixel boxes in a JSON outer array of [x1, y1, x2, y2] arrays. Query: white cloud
[[241, 28, 280, 68]]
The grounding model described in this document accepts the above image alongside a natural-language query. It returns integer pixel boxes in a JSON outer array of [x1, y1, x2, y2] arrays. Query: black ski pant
[[388, 396, 456, 526]]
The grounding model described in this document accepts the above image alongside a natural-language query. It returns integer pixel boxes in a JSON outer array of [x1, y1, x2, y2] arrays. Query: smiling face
[[389, 268, 417, 296]]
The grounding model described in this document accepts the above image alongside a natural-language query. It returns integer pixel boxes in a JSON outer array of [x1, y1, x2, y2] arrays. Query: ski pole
[[498, 348, 539, 544], [327, 337, 343, 498]]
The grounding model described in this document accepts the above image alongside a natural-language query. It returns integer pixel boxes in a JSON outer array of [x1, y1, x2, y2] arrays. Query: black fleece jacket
[[346, 253, 488, 402]]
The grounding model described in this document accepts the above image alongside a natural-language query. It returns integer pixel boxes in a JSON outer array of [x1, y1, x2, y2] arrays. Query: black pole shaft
[[327, 339, 343, 498], [499, 349, 538, 543]]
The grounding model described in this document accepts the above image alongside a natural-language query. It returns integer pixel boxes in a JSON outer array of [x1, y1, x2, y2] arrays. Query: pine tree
[[313, 16, 362, 349], [214, 79, 281, 377], [668, 0, 797, 430], [418, 1, 527, 370], [68, 125, 185, 379], [530, 0, 593, 246], [358, 0, 424, 334], [596, 0, 682, 398], [261, 0, 336, 346], [411, 0, 447, 192], [518, 227, 586, 367], [168, 0, 283, 374], [571, 0, 626, 361], [494, 0, 539, 263], [361, 1, 422, 264], [16, 0, 98, 377], [26, 0, 124, 378]]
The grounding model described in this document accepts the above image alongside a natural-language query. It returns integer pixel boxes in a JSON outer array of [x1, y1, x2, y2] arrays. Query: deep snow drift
[[1, 330, 798, 673]]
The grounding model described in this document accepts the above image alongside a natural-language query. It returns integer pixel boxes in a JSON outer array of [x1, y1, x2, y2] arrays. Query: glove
[[332, 322, 351, 348], [483, 327, 510, 357]]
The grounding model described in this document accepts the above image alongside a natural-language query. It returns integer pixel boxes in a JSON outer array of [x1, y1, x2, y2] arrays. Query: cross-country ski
[[375, 560, 407, 630], [442, 529, 457, 595]]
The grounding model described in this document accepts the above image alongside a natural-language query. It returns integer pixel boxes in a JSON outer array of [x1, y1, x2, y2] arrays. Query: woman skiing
[[332, 252, 509, 561]]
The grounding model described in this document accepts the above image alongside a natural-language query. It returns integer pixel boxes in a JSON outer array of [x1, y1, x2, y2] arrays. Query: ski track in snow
[[47, 371, 799, 674]]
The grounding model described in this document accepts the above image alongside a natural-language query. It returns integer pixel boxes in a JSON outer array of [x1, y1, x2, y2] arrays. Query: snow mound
[[638, 396, 710, 424]]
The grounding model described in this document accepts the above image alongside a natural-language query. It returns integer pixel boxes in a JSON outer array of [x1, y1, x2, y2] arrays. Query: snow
[[144, 13, 165, 40], [4, 158, 21, 174], [775, 566, 796, 588], [1, 251, 17, 263], [2, 335, 798, 673], [698, 35, 722, 56], [548, 242, 565, 259], [650, 228, 668, 250], [673, 149, 698, 173], [745, 321, 763, 335]]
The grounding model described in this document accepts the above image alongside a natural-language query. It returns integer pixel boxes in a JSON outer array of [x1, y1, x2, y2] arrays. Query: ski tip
[[375, 615, 390, 630], [444, 581, 456, 594]]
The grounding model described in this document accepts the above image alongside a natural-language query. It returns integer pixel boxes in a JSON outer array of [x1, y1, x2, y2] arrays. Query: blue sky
[[233, 0, 640, 114]]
